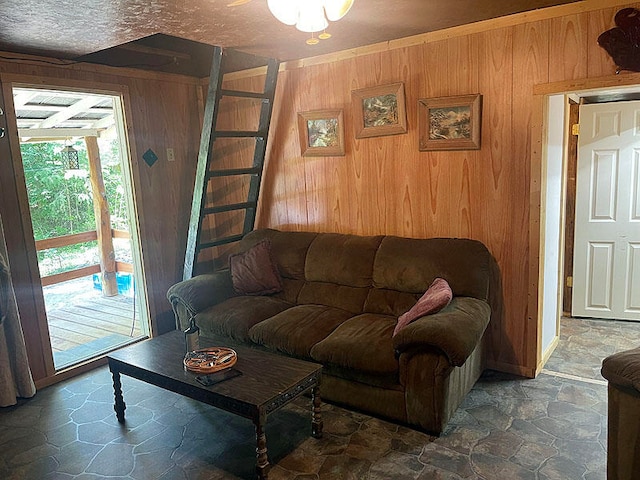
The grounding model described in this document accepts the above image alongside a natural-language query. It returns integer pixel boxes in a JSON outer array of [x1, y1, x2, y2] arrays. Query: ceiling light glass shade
[[324, 0, 354, 21], [296, 1, 329, 33], [267, 0, 299, 26], [267, 0, 354, 34]]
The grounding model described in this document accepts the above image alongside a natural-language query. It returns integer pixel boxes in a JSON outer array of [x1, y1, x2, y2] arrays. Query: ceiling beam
[[18, 127, 100, 139], [36, 96, 108, 129]]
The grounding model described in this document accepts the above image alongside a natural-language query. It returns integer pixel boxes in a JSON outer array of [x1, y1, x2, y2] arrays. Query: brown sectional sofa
[[167, 228, 497, 434]]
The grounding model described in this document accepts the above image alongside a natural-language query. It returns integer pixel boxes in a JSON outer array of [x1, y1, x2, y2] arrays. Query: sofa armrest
[[166, 270, 236, 319], [392, 297, 490, 367]]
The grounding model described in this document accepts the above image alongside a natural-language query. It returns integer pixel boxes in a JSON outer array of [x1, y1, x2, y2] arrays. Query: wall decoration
[[418, 94, 482, 151], [352, 83, 407, 138], [598, 8, 640, 73], [297, 109, 345, 156], [142, 148, 158, 167]]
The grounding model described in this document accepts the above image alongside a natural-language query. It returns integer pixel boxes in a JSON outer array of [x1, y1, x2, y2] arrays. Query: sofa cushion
[[310, 313, 398, 377], [195, 296, 293, 343], [364, 288, 420, 316], [240, 229, 318, 280], [248, 305, 353, 359], [229, 239, 282, 295], [297, 282, 370, 314], [305, 233, 383, 287], [373, 236, 491, 300], [393, 277, 452, 336]]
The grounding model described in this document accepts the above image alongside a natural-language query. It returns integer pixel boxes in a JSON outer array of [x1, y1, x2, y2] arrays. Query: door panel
[[628, 243, 640, 311], [585, 242, 613, 310], [0, 78, 54, 380], [590, 149, 617, 220], [573, 101, 640, 320]]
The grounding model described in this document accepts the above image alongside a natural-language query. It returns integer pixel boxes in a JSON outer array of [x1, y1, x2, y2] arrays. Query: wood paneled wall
[[238, 2, 633, 375]]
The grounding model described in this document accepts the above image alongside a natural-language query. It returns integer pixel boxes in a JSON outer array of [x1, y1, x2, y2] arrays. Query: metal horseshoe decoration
[[0, 106, 4, 137]]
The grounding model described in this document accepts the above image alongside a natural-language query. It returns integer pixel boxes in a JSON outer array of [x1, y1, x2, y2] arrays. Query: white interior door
[[572, 101, 640, 321]]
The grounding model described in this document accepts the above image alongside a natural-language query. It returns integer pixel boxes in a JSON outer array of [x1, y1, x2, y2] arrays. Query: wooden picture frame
[[418, 94, 482, 151], [352, 82, 407, 139], [297, 109, 345, 156]]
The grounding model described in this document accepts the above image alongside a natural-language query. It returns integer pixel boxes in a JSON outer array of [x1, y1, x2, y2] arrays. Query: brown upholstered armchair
[[601, 347, 640, 479]]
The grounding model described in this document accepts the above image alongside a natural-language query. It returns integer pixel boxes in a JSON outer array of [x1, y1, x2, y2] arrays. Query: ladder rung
[[203, 201, 257, 215], [207, 167, 260, 178], [198, 234, 244, 250], [220, 89, 270, 100], [214, 130, 264, 138]]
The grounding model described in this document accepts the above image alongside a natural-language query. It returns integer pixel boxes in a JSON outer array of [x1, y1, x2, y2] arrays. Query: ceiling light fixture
[[267, 0, 354, 45]]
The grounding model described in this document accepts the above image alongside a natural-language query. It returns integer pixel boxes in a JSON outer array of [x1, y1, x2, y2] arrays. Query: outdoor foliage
[[20, 139, 130, 276]]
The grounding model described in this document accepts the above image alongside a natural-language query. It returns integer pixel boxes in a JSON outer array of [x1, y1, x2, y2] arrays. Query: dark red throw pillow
[[393, 277, 452, 336], [229, 240, 282, 295]]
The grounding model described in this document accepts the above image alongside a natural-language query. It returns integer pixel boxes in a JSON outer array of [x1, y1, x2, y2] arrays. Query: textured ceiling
[[0, 0, 581, 64]]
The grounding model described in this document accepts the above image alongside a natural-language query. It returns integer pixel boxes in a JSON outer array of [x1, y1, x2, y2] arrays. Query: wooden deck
[[47, 294, 143, 352], [43, 276, 145, 368]]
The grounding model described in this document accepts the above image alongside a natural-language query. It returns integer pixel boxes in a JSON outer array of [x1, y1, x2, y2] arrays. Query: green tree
[[21, 141, 95, 240], [20, 139, 130, 276]]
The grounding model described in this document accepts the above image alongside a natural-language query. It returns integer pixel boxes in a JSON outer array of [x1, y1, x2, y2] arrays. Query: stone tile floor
[[1, 317, 639, 479]]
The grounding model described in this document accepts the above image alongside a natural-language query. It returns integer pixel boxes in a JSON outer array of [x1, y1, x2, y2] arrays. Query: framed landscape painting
[[418, 94, 482, 151], [352, 83, 407, 139], [297, 109, 345, 156]]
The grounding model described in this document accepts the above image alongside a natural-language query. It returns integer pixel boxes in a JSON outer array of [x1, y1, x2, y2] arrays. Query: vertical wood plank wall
[[239, 2, 632, 375]]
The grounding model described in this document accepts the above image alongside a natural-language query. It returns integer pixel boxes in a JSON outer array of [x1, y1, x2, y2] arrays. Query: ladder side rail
[[242, 58, 280, 235], [183, 46, 226, 280]]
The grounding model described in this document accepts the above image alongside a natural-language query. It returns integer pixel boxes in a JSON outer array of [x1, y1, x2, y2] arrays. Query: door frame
[[531, 72, 640, 374], [0, 73, 149, 387]]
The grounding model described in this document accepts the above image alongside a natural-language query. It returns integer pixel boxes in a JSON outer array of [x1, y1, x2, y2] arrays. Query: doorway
[[537, 85, 640, 373], [12, 86, 149, 370]]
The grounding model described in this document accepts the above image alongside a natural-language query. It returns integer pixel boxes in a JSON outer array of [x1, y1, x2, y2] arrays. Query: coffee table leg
[[109, 365, 126, 423], [254, 414, 270, 479], [311, 385, 323, 439]]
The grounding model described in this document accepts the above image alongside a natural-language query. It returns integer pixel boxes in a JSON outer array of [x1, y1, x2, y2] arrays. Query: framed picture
[[297, 109, 345, 156], [352, 82, 407, 139], [418, 94, 482, 151]]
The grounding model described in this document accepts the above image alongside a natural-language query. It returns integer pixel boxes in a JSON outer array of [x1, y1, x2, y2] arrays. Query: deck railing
[[35, 229, 132, 287]]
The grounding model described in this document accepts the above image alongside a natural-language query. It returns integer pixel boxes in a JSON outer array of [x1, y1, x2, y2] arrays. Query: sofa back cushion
[[240, 230, 492, 314], [241, 229, 317, 280], [363, 288, 420, 317], [372, 236, 491, 301], [304, 233, 383, 286], [295, 233, 382, 313]]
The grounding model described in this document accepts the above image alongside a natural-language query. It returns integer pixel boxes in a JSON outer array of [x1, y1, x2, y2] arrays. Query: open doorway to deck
[[13, 86, 149, 370]]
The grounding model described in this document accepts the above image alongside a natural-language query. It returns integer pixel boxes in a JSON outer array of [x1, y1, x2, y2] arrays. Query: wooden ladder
[[183, 47, 279, 280]]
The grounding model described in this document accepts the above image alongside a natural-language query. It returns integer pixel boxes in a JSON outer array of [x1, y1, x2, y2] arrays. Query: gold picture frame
[[352, 82, 407, 139], [418, 94, 482, 151], [297, 109, 345, 156]]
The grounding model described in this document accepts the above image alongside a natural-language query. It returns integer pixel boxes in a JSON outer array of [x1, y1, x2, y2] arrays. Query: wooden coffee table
[[107, 330, 323, 479]]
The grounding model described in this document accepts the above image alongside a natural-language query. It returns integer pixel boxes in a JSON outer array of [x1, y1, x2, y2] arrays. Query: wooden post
[[85, 136, 117, 296]]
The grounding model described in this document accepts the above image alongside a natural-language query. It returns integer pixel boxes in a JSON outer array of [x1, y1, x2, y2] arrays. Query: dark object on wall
[[142, 148, 158, 167], [598, 8, 640, 73]]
